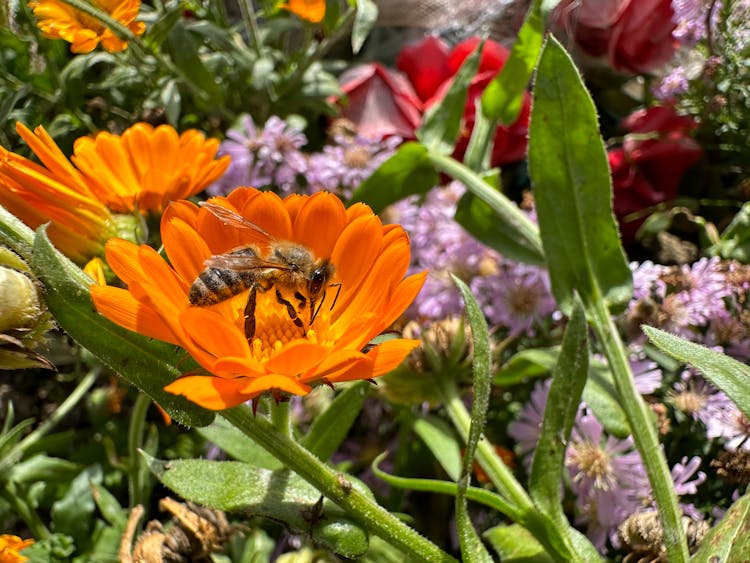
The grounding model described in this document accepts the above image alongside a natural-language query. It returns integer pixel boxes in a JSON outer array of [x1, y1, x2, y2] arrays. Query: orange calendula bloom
[[91, 187, 426, 410], [0, 123, 116, 263], [71, 123, 230, 214], [280, 0, 326, 23], [28, 0, 145, 53], [0, 534, 34, 563]]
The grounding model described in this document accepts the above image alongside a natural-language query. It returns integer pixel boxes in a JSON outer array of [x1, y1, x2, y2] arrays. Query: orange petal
[[165, 375, 252, 410], [180, 307, 251, 360], [91, 286, 181, 345], [239, 374, 312, 396], [104, 238, 147, 286], [237, 190, 292, 241], [293, 192, 346, 258], [370, 271, 427, 337], [264, 340, 330, 375], [326, 338, 420, 383], [162, 215, 211, 282], [212, 355, 266, 377]]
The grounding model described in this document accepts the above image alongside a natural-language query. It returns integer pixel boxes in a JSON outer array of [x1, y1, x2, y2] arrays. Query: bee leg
[[276, 289, 304, 328], [244, 286, 258, 341]]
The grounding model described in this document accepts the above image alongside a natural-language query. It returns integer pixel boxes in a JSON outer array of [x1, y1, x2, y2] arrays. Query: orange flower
[[91, 187, 426, 410], [0, 534, 34, 563], [279, 0, 326, 23], [71, 123, 230, 214], [0, 123, 116, 263], [28, 0, 145, 53]]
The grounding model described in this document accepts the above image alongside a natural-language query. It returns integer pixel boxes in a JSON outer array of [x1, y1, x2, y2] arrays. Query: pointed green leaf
[[351, 0, 378, 54], [418, 42, 482, 154], [0, 204, 34, 261], [481, 1, 543, 124], [349, 142, 438, 213], [644, 326, 750, 420], [452, 275, 494, 563], [529, 295, 587, 526], [691, 491, 750, 562], [197, 417, 282, 469], [430, 152, 545, 266], [413, 414, 462, 482], [302, 381, 370, 460], [144, 453, 369, 558], [484, 524, 554, 562], [31, 226, 214, 428], [166, 21, 224, 107], [528, 36, 632, 314]]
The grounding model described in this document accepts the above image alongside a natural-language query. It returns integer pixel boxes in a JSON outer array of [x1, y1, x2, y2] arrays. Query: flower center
[[670, 388, 706, 415], [343, 146, 372, 169], [242, 290, 335, 362], [569, 441, 614, 490]]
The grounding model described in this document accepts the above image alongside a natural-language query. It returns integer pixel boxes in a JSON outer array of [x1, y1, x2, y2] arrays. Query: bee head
[[308, 260, 334, 298]]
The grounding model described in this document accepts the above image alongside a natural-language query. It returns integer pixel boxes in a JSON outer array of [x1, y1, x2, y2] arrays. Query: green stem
[[127, 391, 151, 508], [0, 368, 99, 474], [221, 405, 458, 563], [0, 483, 49, 539], [271, 400, 292, 438], [436, 373, 588, 562], [238, 0, 265, 58], [590, 297, 689, 562]]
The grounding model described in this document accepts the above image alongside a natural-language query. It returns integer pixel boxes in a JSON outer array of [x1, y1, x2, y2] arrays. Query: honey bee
[[189, 202, 339, 340]]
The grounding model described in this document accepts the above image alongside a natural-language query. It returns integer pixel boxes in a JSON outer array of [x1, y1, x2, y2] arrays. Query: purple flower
[[207, 115, 308, 196], [670, 456, 706, 496], [508, 379, 552, 464], [306, 134, 401, 197], [672, 0, 720, 47], [630, 261, 668, 301], [471, 264, 556, 336], [705, 402, 750, 452], [681, 257, 731, 325], [669, 370, 733, 426], [629, 350, 664, 395], [705, 310, 750, 361]]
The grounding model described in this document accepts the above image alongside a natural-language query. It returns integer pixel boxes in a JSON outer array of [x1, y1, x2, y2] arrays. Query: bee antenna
[[310, 282, 342, 324]]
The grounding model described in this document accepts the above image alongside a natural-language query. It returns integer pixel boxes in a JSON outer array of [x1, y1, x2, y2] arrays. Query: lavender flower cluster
[[508, 257, 750, 553], [387, 183, 556, 337], [207, 115, 399, 198]]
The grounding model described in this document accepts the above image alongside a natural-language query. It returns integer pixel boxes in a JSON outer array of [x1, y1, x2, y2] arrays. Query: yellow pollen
[[570, 442, 613, 491]]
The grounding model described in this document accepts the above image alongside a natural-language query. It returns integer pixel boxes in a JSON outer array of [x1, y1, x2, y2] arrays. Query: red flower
[[336, 36, 530, 166], [336, 64, 423, 140], [610, 106, 703, 242], [555, 0, 677, 74]]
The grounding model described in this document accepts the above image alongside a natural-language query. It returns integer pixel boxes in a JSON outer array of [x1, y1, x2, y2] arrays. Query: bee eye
[[309, 269, 326, 295]]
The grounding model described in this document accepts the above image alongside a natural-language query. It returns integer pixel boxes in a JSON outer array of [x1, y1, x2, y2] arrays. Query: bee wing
[[200, 201, 277, 249], [204, 251, 295, 272]]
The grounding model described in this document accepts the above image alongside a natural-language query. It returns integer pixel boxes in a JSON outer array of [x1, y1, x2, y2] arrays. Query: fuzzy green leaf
[[413, 415, 462, 482], [144, 454, 370, 558], [453, 275, 494, 563], [481, 1, 543, 124], [31, 226, 214, 428], [691, 491, 750, 562], [350, 142, 439, 213], [644, 326, 750, 420], [351, 0, 378, 54], [528, 36, 632, 314], [302, 381, 370, 461], [418, 42, 482, 154], [529, 295, 587, 527]]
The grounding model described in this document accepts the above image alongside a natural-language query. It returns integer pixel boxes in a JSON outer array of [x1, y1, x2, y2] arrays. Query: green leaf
[[484, 524, 554, 562], [31, 226, 214, 428], [349, 142, 438, 213], [482, 1, 543, 124], [529, 295, 587, 527], [165, 21, 224, 107], [493, 347, 558, 386], [197, 417, 283, 469], [429, 152, 545, 266], [302, 381, 370, 461], [351, 0, 378, 54], [160, 79, 182, 127], [144, 454, 370, 558], [413, 415, 462, 482], [6, 455, 80, 484], [644, 326, 750, 420], [452, 275, 494, 563], [454, 190, 545, 266], [709, 201, 750, 262], [417, 42, 482, 154], [51, 465, 101, 542], [528, 36, 632, 314], [691, 491, 750, 562], [90, 482, 127, 527]]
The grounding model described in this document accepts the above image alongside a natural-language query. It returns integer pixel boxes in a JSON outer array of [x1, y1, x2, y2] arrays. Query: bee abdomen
[[189, 269, 254, 305]]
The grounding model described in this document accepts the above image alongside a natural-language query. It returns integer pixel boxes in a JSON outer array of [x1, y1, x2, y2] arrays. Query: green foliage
[[528, 36, 632, 314]]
